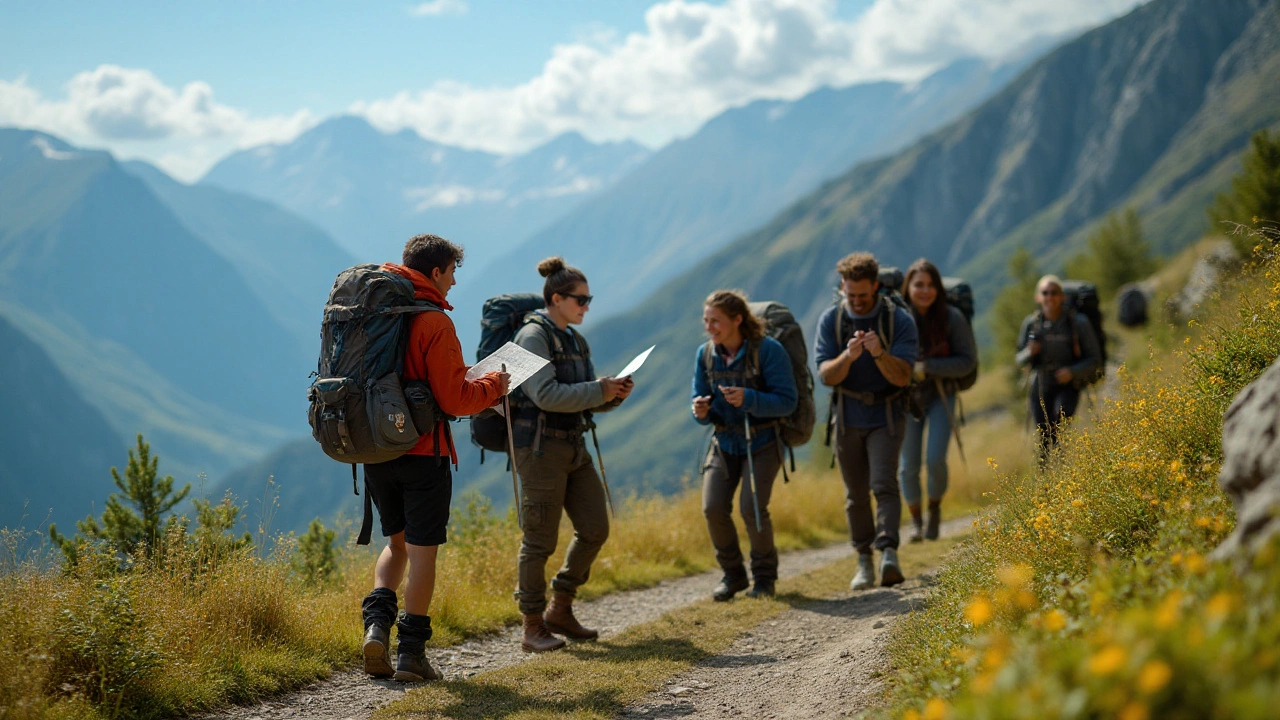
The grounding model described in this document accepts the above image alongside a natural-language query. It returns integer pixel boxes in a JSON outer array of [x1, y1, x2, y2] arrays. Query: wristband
[[871, 351, 885, 360]]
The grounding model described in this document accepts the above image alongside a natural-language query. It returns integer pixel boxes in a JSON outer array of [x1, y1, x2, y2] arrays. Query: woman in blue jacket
[[691, 290, 798, 601]]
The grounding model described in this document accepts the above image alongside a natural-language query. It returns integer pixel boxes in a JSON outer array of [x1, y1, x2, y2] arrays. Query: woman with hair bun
[[510, 256, 633, 653], [691, 290, 798, 602]]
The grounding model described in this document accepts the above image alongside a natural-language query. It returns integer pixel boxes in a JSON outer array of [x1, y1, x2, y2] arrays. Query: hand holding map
[[616, 345, 656, 379], [466, 342, 549, 394]]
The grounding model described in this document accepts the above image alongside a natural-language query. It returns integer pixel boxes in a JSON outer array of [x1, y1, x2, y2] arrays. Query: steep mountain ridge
[[451, 54, 1035, 326], [0, 313, 124, 532], [578, 0, 1280, 494], [122, 160, 355, 348]]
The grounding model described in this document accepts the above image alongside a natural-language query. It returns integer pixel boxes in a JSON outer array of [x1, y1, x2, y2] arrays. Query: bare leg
[[403, 543, 438, 616], [374, 531, 408, 591]]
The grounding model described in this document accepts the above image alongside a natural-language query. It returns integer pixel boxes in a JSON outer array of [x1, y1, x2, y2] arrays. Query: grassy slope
[[883, 246, 1280, 719]]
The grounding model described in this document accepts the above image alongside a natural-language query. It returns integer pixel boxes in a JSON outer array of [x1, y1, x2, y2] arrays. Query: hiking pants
[[1031, 379, 1079, 461], [835, 422, 905, 554], [513, 437, 610, 615], [701, 442, 782, 583], [900, 395, 955, 506]]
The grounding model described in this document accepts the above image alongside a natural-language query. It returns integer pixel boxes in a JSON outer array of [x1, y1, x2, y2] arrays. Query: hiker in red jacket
[[361, 234, 509, 683]]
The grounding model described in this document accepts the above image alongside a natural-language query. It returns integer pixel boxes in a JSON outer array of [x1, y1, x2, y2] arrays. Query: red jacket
[[382, 263, 503, 462]]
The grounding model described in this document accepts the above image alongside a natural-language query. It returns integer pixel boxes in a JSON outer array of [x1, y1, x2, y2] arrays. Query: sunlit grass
[[882, 245, 1280, 719]]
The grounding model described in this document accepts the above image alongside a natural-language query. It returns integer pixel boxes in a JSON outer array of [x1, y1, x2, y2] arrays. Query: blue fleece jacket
[[690, 336, 798, 455]]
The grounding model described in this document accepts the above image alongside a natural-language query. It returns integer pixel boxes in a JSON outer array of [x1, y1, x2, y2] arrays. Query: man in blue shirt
[[814, 252, 918, 590]]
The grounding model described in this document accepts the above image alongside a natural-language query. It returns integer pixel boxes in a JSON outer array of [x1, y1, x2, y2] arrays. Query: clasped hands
[[845, 329, 885, 361]]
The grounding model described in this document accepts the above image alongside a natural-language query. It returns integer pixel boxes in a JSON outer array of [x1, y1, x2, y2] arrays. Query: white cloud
[[409, 0, 468, 17], [405, 184, 506, 211], [0, 66, 317, 181], [355, 0, 1143, 153]]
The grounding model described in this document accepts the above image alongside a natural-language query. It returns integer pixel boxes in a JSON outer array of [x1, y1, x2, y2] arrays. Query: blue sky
[[0, 0, 1139, 180]]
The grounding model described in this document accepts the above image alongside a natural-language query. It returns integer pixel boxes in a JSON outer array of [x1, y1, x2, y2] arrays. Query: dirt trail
[[201, 533, 904, 720], [617, 518, 971, 719]]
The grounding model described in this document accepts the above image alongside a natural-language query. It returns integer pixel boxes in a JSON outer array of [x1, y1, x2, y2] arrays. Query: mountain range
[[202, 119, 651, 266], [577, 0, 1280, 494]]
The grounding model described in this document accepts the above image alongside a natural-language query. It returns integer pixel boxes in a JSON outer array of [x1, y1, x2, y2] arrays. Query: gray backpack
[[307, 265, 445, 543]]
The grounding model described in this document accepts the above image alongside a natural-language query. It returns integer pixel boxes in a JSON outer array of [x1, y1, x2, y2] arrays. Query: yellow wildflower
[[1072, 499, 1085, 508], [1118, 701, 1150, 720], [1155, 592, 1183, 629], [1041, 609, 1067, 632], [972, 671, 995, 694], [1138, 660, 1172, 694], [1182, 552, 1207, 574], [1194, 517, 1211, 528], [1206, 592, 1235, 620], [901, 710, 921, 720], [923, 698, 950, 720], [997, 563, 1034, 589], [965, 596, 994, 626], [1089, 645, 1127, 675]]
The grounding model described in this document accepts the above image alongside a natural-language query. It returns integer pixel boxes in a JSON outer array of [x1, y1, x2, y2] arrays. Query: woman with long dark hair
[[510, 256, 634, 653], [899, 259, 977, 542], [691, 290, 798, 601]]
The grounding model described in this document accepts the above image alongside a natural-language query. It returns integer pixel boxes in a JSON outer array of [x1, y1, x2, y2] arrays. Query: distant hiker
[[691, 290, 799, 602], [512, 257, 633, 653], [899, 259, 977, 543], [1016, 274, 1101, 463], [361, 235, 510, 682], [815, 252, 918, 590]]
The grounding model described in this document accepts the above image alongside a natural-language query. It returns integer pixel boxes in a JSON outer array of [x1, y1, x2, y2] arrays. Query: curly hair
[[704, 289, 764, 342], [836, 252, 879, 284], [403, 234, 464, 276]]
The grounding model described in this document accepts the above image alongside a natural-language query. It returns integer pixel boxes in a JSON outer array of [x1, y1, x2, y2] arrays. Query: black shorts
[[365, 454, 452, 546]]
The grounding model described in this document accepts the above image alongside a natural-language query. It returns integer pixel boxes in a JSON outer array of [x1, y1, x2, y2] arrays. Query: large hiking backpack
[[876, 266, 911, 311], [1062, 279, 1107, 387], [470, 293, 546, 457], [940, 276, 979, 392], [700, 300, 815, 476], [1116, 283, 1149, 328], [307, 264, 444, 466], [750, 301, 816, 449]]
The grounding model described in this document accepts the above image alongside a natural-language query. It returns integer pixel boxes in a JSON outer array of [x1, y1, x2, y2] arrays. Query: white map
[[465, 342, 550, 393], [616, 345, 656, 378]]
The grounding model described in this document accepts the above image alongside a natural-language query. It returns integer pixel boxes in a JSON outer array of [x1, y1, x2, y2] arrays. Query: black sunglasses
[[562, 292, 593, 308]]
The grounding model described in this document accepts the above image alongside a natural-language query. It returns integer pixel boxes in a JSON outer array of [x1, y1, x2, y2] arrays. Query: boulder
[[1212, 357, 1280, 562], [1116, 283, 1150, 327]]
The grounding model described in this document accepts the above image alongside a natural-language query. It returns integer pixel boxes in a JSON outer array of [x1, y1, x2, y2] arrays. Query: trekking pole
[[501, 363, 522, 529], [934, 377, 967, 467], [590, 426, 615, 518], [743, 411, 763, 533]]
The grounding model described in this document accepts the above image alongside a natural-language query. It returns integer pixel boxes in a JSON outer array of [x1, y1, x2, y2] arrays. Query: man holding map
[[361, 234, 511, 683]]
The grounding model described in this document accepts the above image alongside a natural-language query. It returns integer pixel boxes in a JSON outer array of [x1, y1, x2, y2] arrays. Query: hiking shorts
[[364, 454, 452, 547]]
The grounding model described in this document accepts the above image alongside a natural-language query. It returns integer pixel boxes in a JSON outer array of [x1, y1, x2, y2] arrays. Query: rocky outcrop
[[1213, 357, 1280, 562], [1167, 241, 1241, 319]]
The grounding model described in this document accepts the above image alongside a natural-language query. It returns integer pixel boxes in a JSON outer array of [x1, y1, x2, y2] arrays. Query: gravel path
[[617, 517, 971, 719], [199, 533, 900, 720]]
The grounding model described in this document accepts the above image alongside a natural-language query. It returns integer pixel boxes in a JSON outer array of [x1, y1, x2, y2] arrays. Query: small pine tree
[[1065, 207, 1157, 298], [292, 518, 338, 586], [50, 434, 191, 565], [1209, 129, 1280, 255], [192, 494, 253, 560]]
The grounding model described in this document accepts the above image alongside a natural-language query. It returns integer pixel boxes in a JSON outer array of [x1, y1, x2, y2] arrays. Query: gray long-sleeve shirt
[[1015, 310, 1101, 382], [920, 306, 978, 381], [513, 316, 618, 415]]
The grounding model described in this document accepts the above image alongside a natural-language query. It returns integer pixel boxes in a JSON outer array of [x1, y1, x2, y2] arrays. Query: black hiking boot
[[712, 573, 750, 602], [908, 504, 924, 543], [393, 651, 442, 683], [926, 501, 942, 541], [362, 624, 393, 678], [745, 580, 775, 598]]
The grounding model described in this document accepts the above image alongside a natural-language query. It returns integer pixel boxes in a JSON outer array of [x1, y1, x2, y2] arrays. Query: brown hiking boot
[[926, 501, 942, 541], [393, 651, 442, 683], [908, 504, 924, 543], [544, 591, 599, 641], [521, 613, 566, 653]]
